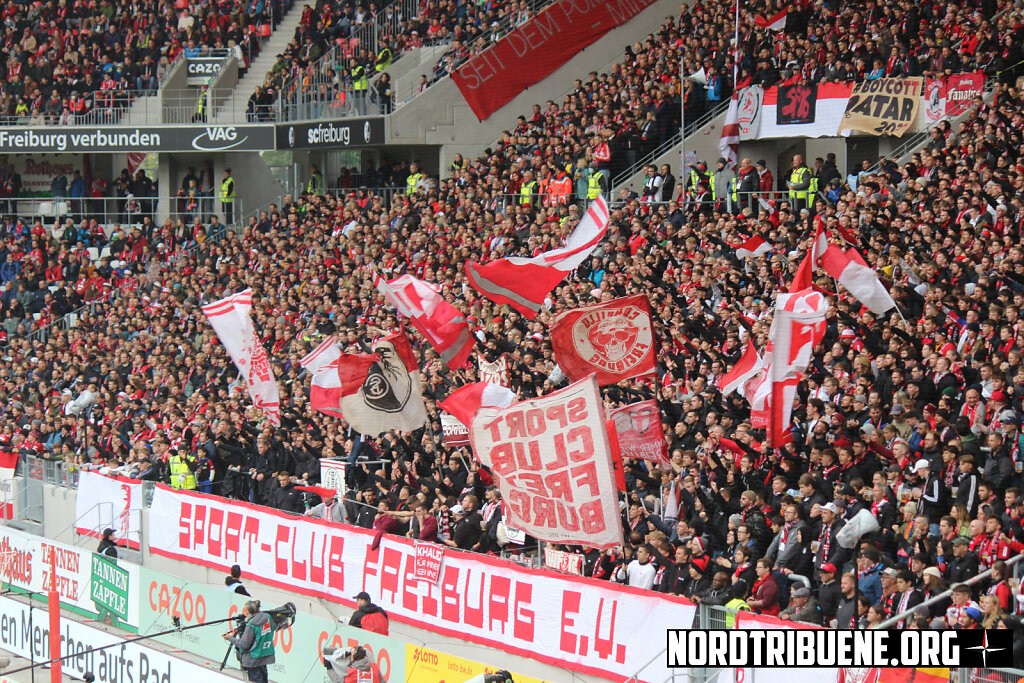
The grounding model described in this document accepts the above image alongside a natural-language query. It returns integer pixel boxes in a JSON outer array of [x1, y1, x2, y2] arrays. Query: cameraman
[[223, 600, 276, 683], [323, 646, 382, 683]]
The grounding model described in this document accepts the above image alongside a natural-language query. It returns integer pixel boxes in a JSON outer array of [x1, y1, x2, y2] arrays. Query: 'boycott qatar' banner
[[147, 485, 695, 682], [471, 375, 622, 549], [451, 0, 657, 120]]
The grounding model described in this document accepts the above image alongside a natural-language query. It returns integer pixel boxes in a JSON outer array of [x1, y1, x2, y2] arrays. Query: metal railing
[[17, 194, 243, 232], [611, 100, 730, 192], [273, 0, 557, 122]]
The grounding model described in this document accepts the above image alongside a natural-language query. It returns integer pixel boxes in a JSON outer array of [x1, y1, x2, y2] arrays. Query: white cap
[[913, 459, 930, 473], [449, 504, 465, 515], [821, 503, 839, 515]]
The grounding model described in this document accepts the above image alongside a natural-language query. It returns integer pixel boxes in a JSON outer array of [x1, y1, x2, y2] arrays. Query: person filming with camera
[[322, 646, 383, 683], [223, 600, 276, 683]]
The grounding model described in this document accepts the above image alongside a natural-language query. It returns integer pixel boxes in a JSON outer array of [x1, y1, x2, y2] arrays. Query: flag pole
[[733, 0, 740, 91]]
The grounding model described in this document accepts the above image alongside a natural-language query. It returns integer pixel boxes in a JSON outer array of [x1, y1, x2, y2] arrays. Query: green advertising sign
[[136, 567, 406, 683], [90, 553, 131, 624]]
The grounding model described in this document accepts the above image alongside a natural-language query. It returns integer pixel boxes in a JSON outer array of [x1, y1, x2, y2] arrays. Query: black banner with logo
[[185, 57, 226, 85], [776, 84, 817, 125], [0, 125, 275, 153], [276, 117, 387, 149]]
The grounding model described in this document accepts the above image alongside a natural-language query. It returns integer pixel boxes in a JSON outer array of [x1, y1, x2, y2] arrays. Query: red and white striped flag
[[736, 234, 771, 259], [820, 245, 897, 314], [299, 338, 345, 418], [720, 95, 740, 168], [769, 289, 829, 445], [754, 7, 788, 30], [202, 289, 281, 426], [466, 196, 610, 317], [438, 381, 517, 429], [374, 272, 474, 370], [0, 449, 16, 519], [719, 341, 763, 395], [790, 223, 829, 291]]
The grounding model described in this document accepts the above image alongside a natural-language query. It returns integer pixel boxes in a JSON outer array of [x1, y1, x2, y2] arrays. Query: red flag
[[438, 381, 517, 429], [719, 341, 762, 395], [336, 352, 380, 396], [606, 420, 628, 492], [466, 196, 609, 317], [550, 294, 656, 385], [299, 338, 346, 418], [609, 401, 669, 467], [0, 450, 16, 519], [374, 272, 474, 370], [789, 223, 828, 292]]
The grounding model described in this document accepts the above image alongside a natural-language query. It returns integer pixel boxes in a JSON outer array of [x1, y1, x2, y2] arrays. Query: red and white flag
[[550, 294, 656, 385], [438, 381, 517, 430], [754, 7, 788, 30], [299, 338, 345, 419], [769, 290, 829, 445], [202, 289, 281, 426], [335, 331, 427, 435], [471, 375, 621, 549], [466, 196, 610, 317], [820, 245, 896, 314], [374, 272, 474, 370], [736, 234, 771, 259], [609, 401, 669, 467], [720, 94, 740, 168], [790, 223, 829, 292], [719, 341, 763, 396], [478, 354, 510, 386], [0, 449, 16, 519]]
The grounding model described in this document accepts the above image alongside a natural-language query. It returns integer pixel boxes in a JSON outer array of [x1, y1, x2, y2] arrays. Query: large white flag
[[470, 375, 621, 549], [202, 289, 281, 426], [768, 290, 829, 445]]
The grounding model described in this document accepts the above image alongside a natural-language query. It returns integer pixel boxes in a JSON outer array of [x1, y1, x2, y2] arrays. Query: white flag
[[202, 289, 281, 426]]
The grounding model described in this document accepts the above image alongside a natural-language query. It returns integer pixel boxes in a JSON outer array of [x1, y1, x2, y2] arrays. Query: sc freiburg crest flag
[[336, 331, 428, 435], [550, 294, 656, 385]]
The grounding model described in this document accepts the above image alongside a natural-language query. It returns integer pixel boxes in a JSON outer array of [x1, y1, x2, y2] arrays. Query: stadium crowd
[[1, 0, 1024, 663], [0, 0, 287, 124]]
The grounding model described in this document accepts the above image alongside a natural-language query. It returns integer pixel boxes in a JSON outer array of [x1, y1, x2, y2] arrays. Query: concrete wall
[[388, 0, 684, 171], [20, 484, 603, 683]]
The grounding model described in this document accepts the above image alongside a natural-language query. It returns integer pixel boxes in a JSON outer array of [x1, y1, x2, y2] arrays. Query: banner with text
[[405, 643, 545, 683], [75, 471, 143, 549], [839, 77, 923, 137], [945, 72, 984, 116], [413, 541, 444, 583], [0, 526, 139, 629], [136, 566, 406, 683], [609, 400, 670, 467], [452, 0, 657, 120], [146, 485, 696, 681], [0, 594, 228, 683], [543, 546, 584, 575], [471, 375, 622, 549], [440, 411, 471, 447]]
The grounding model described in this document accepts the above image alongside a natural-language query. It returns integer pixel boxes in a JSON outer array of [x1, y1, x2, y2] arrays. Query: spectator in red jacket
[[348, 591, 390, 635]]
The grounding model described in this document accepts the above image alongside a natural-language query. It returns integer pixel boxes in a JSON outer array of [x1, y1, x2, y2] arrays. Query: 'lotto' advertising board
[[137, 566, 405, 683], [146, 485, 696, 682]]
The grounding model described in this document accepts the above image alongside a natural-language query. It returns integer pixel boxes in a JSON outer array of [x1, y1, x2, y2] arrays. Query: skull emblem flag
[[551, 294, 656, 385]]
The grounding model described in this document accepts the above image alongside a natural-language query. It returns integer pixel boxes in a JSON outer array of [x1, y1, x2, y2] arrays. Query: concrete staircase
[[212, 3, 308, 124], [387, 0, 684, 170], [119, 94, 161, 125]]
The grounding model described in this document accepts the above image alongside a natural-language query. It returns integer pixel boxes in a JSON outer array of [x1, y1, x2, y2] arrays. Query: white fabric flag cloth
[[768, 289, 829, 445], [820, 245, 897, 314], [202, 289, 281, 426], [299, 338, 345, 419]]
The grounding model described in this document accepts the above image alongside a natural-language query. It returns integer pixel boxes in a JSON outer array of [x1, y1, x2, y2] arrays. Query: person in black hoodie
[[683, 557, 711, 600], [97, 528, 118, 559]]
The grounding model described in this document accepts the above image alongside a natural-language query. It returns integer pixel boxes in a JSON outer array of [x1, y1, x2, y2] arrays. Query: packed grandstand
[[1, 0, 1024, 678]]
